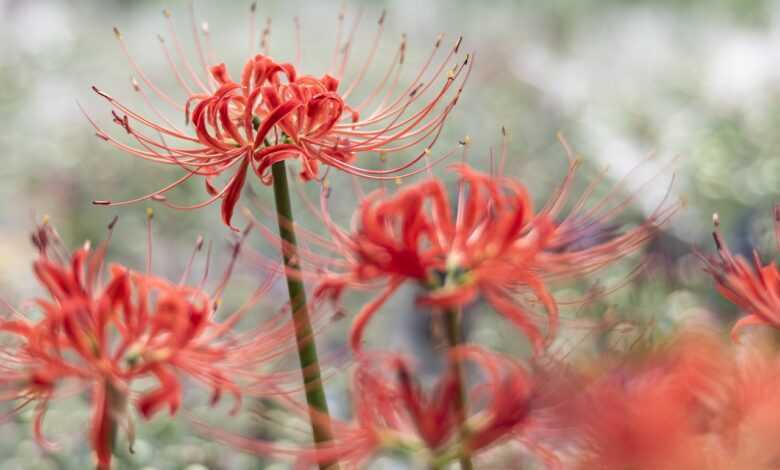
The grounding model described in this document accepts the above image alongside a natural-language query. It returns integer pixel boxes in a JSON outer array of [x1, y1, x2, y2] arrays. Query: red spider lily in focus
[[85, 5, 471, 229], [565, 330, 730, 470], [703, 206, 780, 340], [311, 142, 674, 355], [0, 221, 290, 469], [315, 163, 559, 354], [199, 346, 558, 469]]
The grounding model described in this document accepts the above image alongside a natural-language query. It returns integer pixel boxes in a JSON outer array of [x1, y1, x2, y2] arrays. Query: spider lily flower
[[86, 5, 471, 229], [199, 347, 558, 469], [703, 206, 780, 339], [566, 331, 730, 470], [0, 220, 289, 469], [313, 148, 673, 354], [714, 339, 780, 469], [314, 163, 558, 354]]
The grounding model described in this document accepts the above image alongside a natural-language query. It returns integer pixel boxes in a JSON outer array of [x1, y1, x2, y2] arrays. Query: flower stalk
[[271, 160, 337, 469], [442, 307, 474, 470]]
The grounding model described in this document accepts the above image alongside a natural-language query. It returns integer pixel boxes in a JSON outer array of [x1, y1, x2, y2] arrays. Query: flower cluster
[[87, 6, 470, 229], [0, 221, 290, 469], [202, 346, 559, 469], [314, 155, 673, 355]]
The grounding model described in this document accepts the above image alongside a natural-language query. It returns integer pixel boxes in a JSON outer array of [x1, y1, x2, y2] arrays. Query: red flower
[[316, 164, 557, 354], [315, 148, 672, 354], [86, 6, 471, 229], [0, 221, 287, 469], [199, 346, 558, 469], [704, 206, 780, 339], [566, 331, 729, 470]]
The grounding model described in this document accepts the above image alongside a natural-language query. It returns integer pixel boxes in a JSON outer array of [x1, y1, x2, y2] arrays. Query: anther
[[113, 27, 121, 39]]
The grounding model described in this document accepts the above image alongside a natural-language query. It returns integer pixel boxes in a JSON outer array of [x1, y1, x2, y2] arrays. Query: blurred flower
[[703, 206, 780, 339], [86, 6, 470, 229], [564, 330, 731, 470], [200, 346, 558, 469], [0, 220, 289, 469]]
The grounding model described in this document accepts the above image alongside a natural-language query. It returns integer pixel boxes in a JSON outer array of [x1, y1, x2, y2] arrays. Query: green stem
[[96, 381, 119, 470], [442, 308, 474, 470], [271, 161, 338, 470]]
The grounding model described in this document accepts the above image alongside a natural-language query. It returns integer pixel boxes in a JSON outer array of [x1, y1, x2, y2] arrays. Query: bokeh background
[[1, 0, 779, 468]]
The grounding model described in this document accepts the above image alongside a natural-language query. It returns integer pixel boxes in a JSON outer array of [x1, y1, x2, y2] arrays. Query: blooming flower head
[[313, 163, 557, 353], [313, 141, 674, 354], [0, 220, 286, 469], [86, 5, 471, 229], [704, 206, 780, 339], [200, 346, 558, 469]]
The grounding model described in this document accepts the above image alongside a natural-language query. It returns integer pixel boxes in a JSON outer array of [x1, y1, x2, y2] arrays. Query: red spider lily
[[714, 339, 780, 469], [309, 144, 674, 355], [703, 206, 780, 340], [313, 163, 558, 354], [565, 330, 730, 470], [199, 346, 558, 469], [85, 5, 471, 229], [0, 221, 292, 469]]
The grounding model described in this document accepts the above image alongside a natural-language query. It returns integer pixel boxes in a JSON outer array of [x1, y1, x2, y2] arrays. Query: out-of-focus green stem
[[271, 160, 338, 470], [443, 308, 474, 470], [96, 381, 119, 470]]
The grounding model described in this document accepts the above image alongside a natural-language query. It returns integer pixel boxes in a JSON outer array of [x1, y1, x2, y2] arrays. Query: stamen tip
[[712, 212, 720, 227], [108, 215, 119, 230], [195, 235, 204, 250], [162, 9, 172, 18], [146, 207, 154, 220], [454, 36, 463, 53], [112, 27, 121, 39], [459, 135, 471, 146], [378, 10, 386, 25], [250, 2, 257, 12], [131, 77, 140, 92], [93, 200, 111, 206]]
